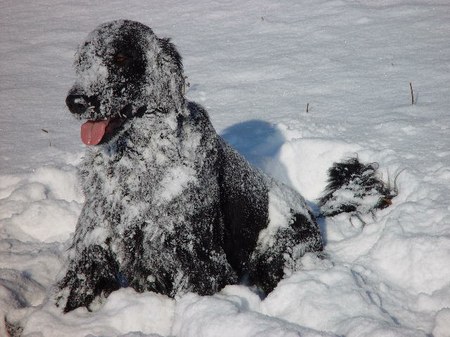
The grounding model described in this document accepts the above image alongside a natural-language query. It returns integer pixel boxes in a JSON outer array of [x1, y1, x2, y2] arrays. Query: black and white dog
[[59, 20, 393, 312]]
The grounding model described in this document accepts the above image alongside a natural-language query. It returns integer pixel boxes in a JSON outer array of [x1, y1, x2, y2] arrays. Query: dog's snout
[[66, 94, 90, 115]]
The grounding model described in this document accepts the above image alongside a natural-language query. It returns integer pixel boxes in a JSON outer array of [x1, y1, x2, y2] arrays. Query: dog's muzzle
[[66, 94, 100, 116]]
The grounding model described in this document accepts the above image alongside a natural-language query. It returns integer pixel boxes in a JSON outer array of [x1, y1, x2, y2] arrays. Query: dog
[[58, 20, 325, 312]]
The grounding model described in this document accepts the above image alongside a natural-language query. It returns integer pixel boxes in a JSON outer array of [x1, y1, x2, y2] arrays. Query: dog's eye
[[113, 53, 129, 66]]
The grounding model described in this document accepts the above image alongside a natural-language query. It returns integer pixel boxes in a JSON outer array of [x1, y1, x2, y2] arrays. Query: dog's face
[[66, 20, 185, 145]]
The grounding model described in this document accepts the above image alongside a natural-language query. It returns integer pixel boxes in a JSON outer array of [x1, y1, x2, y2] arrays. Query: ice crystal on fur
[[58, 20, 323, 312]]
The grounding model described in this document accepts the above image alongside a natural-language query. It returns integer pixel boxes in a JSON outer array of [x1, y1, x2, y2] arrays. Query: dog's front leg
[[57, 245, 120, 312]]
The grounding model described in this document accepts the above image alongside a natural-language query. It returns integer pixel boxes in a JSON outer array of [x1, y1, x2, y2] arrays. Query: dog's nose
[[66, 94, 89, 115]]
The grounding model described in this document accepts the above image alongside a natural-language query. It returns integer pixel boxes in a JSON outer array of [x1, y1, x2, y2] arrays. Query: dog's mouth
[[66, 93, 151, 145], [79, 105, 148, 145], [81, 118, 122, 145]]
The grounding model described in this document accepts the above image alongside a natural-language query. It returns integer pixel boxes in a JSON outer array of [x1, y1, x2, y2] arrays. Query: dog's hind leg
[[248, 211, 323, 295]]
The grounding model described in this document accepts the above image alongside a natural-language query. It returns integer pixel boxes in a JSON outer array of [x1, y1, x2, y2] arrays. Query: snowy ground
[[1, 0, 450, 336]]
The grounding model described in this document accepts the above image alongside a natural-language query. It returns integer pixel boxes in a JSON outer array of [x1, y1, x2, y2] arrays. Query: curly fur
[[318, 157, 395, 217], [59, 20, 323, 312]]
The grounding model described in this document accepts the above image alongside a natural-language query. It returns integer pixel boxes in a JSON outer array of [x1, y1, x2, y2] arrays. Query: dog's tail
[[318, 157, 397, 218]]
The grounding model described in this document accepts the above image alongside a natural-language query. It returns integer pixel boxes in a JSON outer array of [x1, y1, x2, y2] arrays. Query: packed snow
[[1, 0, 450, 336]]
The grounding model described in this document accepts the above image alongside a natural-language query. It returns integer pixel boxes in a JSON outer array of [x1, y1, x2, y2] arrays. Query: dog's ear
[[158, 38, 183, 70], [156, 38, 186, 113]]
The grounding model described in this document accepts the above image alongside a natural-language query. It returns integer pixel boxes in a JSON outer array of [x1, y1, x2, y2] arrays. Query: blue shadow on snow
[[221, 119, 284, 168]]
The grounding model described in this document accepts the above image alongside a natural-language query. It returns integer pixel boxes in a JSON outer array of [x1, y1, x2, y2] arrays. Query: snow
[[157, 167, 197, 204], [21, 289, 175, 336], [1, 0, 450, 336]]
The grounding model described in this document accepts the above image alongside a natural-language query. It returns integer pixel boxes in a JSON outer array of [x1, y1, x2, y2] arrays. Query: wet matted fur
[[58, 20, 324, 312]]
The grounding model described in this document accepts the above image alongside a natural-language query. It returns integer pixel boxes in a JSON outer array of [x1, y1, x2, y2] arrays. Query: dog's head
[[66, 20, 185, 145]]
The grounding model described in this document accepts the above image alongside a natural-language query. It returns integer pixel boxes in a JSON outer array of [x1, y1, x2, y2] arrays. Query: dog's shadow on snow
[[221, 119, 285, 168], [221, 119, 328, 244]]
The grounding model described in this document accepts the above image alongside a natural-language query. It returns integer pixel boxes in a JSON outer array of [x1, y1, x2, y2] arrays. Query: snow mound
[[20, 289, 174, 337], [0, 165, 82, 243]]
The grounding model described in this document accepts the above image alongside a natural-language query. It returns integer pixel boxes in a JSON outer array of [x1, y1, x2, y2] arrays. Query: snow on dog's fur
[[58, 20, 323, 312], [319, 158, 396, 218]]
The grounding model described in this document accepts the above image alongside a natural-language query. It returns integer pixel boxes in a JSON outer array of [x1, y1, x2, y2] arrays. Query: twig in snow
[[41, 128, 52, 147], [409, 82, 415, 105]]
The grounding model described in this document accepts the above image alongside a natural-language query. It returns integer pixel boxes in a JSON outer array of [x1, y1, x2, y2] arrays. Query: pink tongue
[[81, 120, 110, 145]]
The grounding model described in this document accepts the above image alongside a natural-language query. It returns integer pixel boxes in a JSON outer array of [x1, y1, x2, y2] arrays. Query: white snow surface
[[1, 0, 450, 336]]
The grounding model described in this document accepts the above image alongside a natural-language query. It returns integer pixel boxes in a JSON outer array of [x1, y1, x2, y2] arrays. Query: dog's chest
[[78, 118, 215, 233]]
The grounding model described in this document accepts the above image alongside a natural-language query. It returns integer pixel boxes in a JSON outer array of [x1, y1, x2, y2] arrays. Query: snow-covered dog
[[58, 20, 324, 312]]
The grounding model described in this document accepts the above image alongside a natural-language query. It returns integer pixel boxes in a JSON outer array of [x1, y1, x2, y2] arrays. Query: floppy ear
[[159, 38, 183, 70], [156, 37, 186, 113]]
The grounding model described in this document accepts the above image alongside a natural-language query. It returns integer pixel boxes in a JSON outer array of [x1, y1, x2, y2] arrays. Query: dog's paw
[[56, 245, 121, 312], [56, 272, 97, 313]]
